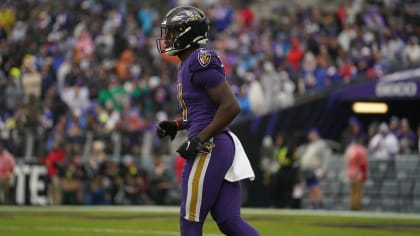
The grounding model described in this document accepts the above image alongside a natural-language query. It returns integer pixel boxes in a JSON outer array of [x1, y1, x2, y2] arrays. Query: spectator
[[45, 116, 67, 156], [61, 157, 82, 205], [0, 142, 15, 205], [61, 82, 90, 115], [300, 52, 317, 93], [0, 73, 7, 115], [149, 155, 172, 205], [235, 86, 253, 122], [3, 69, 23, 116], [259, 135, 279, 207], [259, 135, 275, 197], [236, 3, 254, 31], [84, 140, 109, 205], [389, 116, 401, 137], [271, 133, 298, 208], [19, 94, 43, 157], [73, 29, 95, 65], [367, 121, 379, 141], [244, 72, 267, 116], [115, 49, 134, 82], [338, 55, 357, 83], [98, 78, 128, 112], [337, 23, 357, 52], [297, 128, 332, 209], [121, 104, 144, 154], [368, 122, 399, 160], [313, 54, 332, 91], [417, 124, 420, 155], [340, 116, 367, 150], [261, 62, 295, 110], [345, 139, 367, 211], [209, 1, 234, 33], [363, 5, 386, 31], [120, 155, 150, 205], [21, 55, 42, 100], [382, 31, 405, 65], [137, 2, 157, 37], [44, 140, 66, 205], [20, 94, 42, 130], [275, 70, 295, 109], [398, 118, 417, 154], [403, 36, 420, 65], [43, 86, 69, 126], [87, 140, 107, 176], [65, 109, 86, 156], [287, 38, 304, 71]]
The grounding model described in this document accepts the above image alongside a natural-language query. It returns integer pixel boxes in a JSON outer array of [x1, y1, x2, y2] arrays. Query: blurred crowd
[[0, 0, 420, 205], [259, 114, 420, 210]]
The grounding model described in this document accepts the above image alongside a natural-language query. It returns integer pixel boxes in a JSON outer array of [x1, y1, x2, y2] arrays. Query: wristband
[[174, 120, 182, 130]]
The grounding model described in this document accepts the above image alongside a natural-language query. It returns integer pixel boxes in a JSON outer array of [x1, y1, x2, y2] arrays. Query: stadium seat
[[395, 157, 419, 181], [324, 156, 344, 183], [341, 182, 350, 196], [413, 182, 420, 198], [321, 180, 343, 209], [413, 198, 420, 213], [380, 180, 399, 212], [362, 179, 381, 211], [398, 180, 414, 212]]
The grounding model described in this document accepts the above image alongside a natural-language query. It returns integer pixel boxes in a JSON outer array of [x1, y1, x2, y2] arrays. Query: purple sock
[[211, 182, 260, 236], [180, 217, 203, 236], [218, 216, 260, 236]]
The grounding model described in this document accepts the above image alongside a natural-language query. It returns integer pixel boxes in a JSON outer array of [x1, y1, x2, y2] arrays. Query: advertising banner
[[335, 67, 420, 100], [11, 164, 48, 205]]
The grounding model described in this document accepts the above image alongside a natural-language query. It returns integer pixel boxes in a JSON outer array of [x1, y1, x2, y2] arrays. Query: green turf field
[[0, 206, 419, 236]]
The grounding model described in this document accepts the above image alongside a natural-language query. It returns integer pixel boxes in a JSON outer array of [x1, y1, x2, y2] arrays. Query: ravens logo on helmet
[[156, 6, 209, 56]]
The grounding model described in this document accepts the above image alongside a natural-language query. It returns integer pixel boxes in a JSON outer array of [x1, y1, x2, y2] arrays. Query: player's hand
[[156, 121, 178, 140], [176, 137, 209, 160]]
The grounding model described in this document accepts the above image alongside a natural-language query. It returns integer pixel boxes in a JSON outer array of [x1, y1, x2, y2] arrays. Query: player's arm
[[197, 80, 240, 142], [176, 80, 239, 160]]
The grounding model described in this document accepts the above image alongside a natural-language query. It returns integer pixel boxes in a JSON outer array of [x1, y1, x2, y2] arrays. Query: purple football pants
[[180, 132, 259, 236]]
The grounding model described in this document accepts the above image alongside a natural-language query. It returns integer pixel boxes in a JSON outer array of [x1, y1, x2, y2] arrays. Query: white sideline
[[0, 206, 419, 220], [0, 225, 222, 236], [244, 208, 420, 220]]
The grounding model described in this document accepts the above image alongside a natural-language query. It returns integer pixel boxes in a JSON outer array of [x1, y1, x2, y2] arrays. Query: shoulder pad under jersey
[[189, 48, 223, 73]]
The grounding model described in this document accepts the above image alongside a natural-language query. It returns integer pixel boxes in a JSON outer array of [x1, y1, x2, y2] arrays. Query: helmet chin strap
[[193, 37, 207, 45], [165, 48, 179, 56]]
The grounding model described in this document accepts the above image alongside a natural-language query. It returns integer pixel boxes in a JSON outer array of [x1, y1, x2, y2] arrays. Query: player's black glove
[[156, 121, 179, 140], [176, 137, 210, 160]]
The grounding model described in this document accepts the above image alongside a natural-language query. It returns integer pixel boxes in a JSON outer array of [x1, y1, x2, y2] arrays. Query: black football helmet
[[156, 6, 209, 56]]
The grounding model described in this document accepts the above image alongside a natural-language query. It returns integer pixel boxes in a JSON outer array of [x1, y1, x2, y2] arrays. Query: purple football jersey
[[177, 48, 228, 138]]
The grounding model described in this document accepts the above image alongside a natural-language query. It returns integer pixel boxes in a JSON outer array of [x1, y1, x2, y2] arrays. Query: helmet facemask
[[156, 26, 184, 56]]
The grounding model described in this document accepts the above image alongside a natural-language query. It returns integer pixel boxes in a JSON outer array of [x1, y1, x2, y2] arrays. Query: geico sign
[[375, 82, 417, 97]]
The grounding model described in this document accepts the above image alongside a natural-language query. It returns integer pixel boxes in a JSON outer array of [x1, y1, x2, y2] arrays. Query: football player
[[156, 6, 260, 236]]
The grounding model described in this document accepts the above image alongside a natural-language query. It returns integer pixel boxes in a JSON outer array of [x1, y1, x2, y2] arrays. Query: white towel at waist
[[224, 131, 255, 182]]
